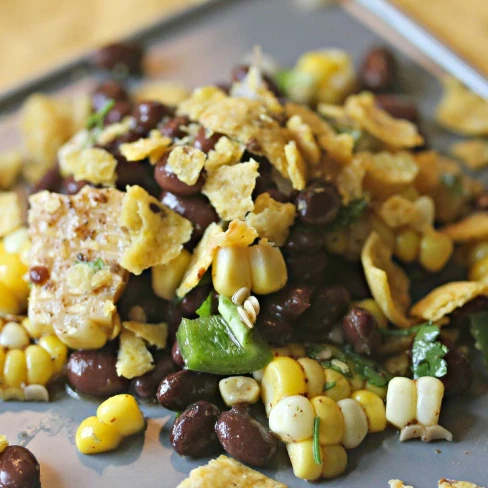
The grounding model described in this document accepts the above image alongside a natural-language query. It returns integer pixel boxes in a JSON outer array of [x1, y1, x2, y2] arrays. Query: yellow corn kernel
[[365, 382, 387, 400], [3, 227, 28, 254], [0, 347, 5, 379], [348, 369, 365, 392], [0, 321, 30, 349], [419, 231, 454, 273], [3, 349, 27, 387], [386, 377, 416, 429], [0, 435, 8, 453], [352, 390, 386, 433], [322, 444, 347, 479], [286, 439, 323, 481], [212, 246, 252, 297], [370, 216, 396, 249], [261, 356, 307, 415], [311, 396, 343, 445], [0, 282, 20, 315], [469, 254, 488, 282], [38, 334, 68, 373], [96, 394, 145, 437], [353, 299, 388, 329], [467, 240, 488, 266], [152, 249, 191, 300], [394, 228, 420, 264], [248, 244, 287, 295], [219, 376, 260, 406], [21, 317, 52, 340], [288, 343, 306, 358], [324, 368, 351, 402], [325, 229, 347, 255], [271, 346, 291, 358], [297, 358, 325, 398], [399, 185, 419, 202], [0, 251, 29, 302], [76, 416, 123, 454], [24, 345, 54, 386], [384, 353, 409, 376]]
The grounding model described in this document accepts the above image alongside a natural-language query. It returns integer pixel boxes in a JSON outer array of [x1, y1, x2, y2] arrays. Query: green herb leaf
[[324, 381, 337, 391], [470, 311, 488, 364], [175, 411, 181, 419], [326, 198, 368, 231], [76, 257, 105, 271], [312, 417, 321, 464], [378, 325, 422, 337], [342, 346, 392, 387], [274, 69, 316, 102], [411, 324, 448, 379], [440, 173, 464, 197], [196, 293, 213, 318], [86, 99, 115, 131]]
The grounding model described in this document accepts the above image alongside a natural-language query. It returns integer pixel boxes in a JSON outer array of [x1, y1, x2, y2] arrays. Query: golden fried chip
[[451, 140, 488, 170], [336, 157, 366, 203], [96, 118, 133, 146], [0, 150, 22, 190], [345, 93, 423, 148], [214, 219, 258, 248], [176, 222, 224, 298], [413, 150, 444, 195], [205, 136, 244, 172], [134, 82, 190, 106], [177, 455, 287, 488], [439, 480, 483, 488], [379, 195, 417, 228], [119, 131, 171, 162], [0, 192, 23, 238], [286, 102, 335, 138], [166, 146, 206, 185], [116, 328, 154, 379], [177, 86, 228, 120], [202, 159, 259, 220], [441, 213, 488, 242], [122, 321, 168, 349], [389, 481, 414, 488], [436, 77, 488, 136], [361, 232, 412, 328], [410, 281, 488, 323], [120, 185, 193, 274], [245, 193, 296, 246], [286, 115, 321, 165], [284, 140, 307, 190]]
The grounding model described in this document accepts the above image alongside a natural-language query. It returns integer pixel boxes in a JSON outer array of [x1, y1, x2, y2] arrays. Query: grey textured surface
[[1, 0, 488, 486]]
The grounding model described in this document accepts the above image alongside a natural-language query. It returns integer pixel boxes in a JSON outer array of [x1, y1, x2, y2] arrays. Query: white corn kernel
[[269, 395, 315, 443], [416, 376, 444, 427], [24, 384, 49, 402], [252, 369, 264, 383], [212, 246, 252, 297], [0, 322, 30, 350], [337, 398, 368, 449], [248, 244, 287, 295], [219, 376, 260, 406], [297, 357, 325, 398], [232, 287, 251, 306], [386, 377, 417, 429]]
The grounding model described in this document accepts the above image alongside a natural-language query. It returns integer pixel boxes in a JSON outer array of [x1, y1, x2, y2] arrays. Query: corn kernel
[[348, 365, 365, 392], [3, 228, 28, 254], [469, 254, 488, 282], [24, 384, 49, 402], [96, 394, 145, 437], [297, 358, 325, 398], [76, 416, 123, 454], [352, 390, 386, 433], [261, 356, 307, 415], [271, 346, 291, 358], [384, 353, 409, 376], [336, 398, 368, 449], [394, 228, 420, 263], [286, 439, 323, 481], [212, 246, 252, 297], [311, 396, 343, 445], [416, 376, 444, 427], [323, 368, 351, 402], [21, 317, 53, 340], [0, 347, 5, 379], [365, 381, 387, 400], [3, 349, 27, 387], [325, 229, 347, 255], [0, 282, 20, 315], [3, 387, 25, 401], [0, 321, 30, 349], [38, 334, 68, 373], [399, 185, 419, 202], [467, 240, 488, 266], [0, 251, 29, 302], [353, 299, 388, 329], [370, 216, 396, 249], [386, 377, 416, 429], [219, 376, 260, 406], [0, 435, 8, 453], [288, 343, 306, 358], [152, 249, 191, 300], [25, 345, 54, 386], [248, 244, 287, 295], [322, 444, 347, 479], [419, 231, 454, 273]]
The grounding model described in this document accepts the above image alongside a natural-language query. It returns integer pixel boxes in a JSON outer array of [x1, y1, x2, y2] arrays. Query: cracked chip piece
[[177, 85, 228, 120], [202, 159, 259, 220], [0, 150, 23, 190], [389, 481, 414, 488], [205, 136, 244, 172], [122, 321, 168, 349], [439, 480, 484, 488], [177, 455, 287, 488], [120, 185, 193, 274], [284, 140, 307, 190], [441, 213, 488, 242], [451, 140, 488, 170], [286, 114, 321, 165], [246, 193, 296, 246], [28, 187, 130, 349], [134, 81, 190, 106], [166, 146, 206, 185], [116, 328, 154, 379], [0, 192, 23, 238], [119, 130, 171, 162]]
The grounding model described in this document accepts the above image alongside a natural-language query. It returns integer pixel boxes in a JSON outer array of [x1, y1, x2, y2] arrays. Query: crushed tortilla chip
[[336, 157, 366, 203], [441, 213, 488, 242], [410, 281, 488, 323], [451, 140, 488, 170], [60, 147, 118, 185], [122, 321, 168, 349], [119, 131, 171, 163], [202, 159, 259, 220], [439, 480, 483, 488], [379, 195, 417, 228], [345, 92, 423, 148], [0, 192, 23, 238], [286, 102, 335, 138], [119, 185, 193, 275], [284, 140, 307, 190], [177, 86, 228, 120], [286, 114, 320, 165], [214, 219, 258, 248], [116, 328, 154, 379], [362, 232, 412, 328], [246, 193, 296, 246], [96, 118, 134, 146], [177, 222, 224, 298], [166, 146, 206, 185], [205, 136, 245, 172], [0, 150, 22, 190], [436, 77, 488, 136], [134, 81, 190, 106], [177, 455, 287, 488], [389, 481, 414, 488]]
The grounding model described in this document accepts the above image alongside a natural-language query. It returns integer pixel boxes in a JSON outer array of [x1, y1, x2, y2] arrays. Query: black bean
[[132, 352, 176, 399], [60, 175, 90, 195], [91, 42, 144, 75], [67, 349, 129, 397], [32, 166, 63, 193], [265, 285, 314, 320], [179, 285, 211, 318], [193, 127, 223, 153], [311, 285, 351, 325], [215, 405, 278, 466], [342, 307, 380, 355], [161, 191, 219, 238], [285, 226, 326, 254], [157, 370, 219, 411], [104, 100, 133, 125], [91, 80, 129, 111], [450, 296, 488, 329], [255, 314, 292, 346], [295, 181, 341, 226], [325, 257, 370, 300], [170, 401, 221, 457], [285, 251, 327, 283], [231, 64, 282, 98], [359, 46, 397, 92], [132, 101, 173, 135], [475, 192, 488, 211], [171, 341, 185, 368], [29, 266, 50, 285], [159, 115, 190, 140], [0, 445, 41, 488], [439, 338, 473, 395], [375, 94, 418, 122]]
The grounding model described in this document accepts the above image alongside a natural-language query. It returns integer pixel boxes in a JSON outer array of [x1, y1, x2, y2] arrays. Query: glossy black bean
[[475, 191, 488, 211], [265, 285, 314, 320], [0, 446, 41, 488], [132, 101, 173, 134], [67, 349, 129, 397], [311, 285, 351, 326], [359, 46, 397, 92], [32, 166, 63, 193], [231, 64, 283, 98], [342, 307, 380, 355], [179, 285, 211, 318], [295, 181, 341, 226], [450, 296, 488, 329], [285, 251, 327, 283], [375, 94, 418, 122], [61, 175, 90, 195], [439, 338, 473, 395], [215, 405, 278, 466], [132, 353, 176, 399], [171, 341, 185, 368], [193, 127, 223, 153], [170, 401, 221, 457], [285, 226, 326, 254], [159, 115, 190, 140], [325, 257, 370, 300], [157, 370, 219, 411], [255, 314, 292, 346], [104, 100, 133, 125], [91, 80, 129, 111], [91, 42, 144, 75]]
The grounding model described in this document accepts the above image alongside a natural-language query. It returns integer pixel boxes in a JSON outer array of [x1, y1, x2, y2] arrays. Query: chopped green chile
[[196, 293, 213, 318]]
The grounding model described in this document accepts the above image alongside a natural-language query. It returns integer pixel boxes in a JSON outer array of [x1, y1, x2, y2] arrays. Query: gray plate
[[1, 0, 488, 486]]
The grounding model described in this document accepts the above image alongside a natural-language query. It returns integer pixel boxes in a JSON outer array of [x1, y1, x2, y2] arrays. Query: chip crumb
[[134, 82, 190, 106], [0, 150, 23, 190], [286, 114, 321, 165], [0, 192, 23, 238], [389, 481, 414, 488], [122, 321, 168, 349], [178, 85, 228, 120], [451, 140, 488, 170], [441, 213, 488, 242], [119, 131, 171, 163], [439, 480, 484, 488], [214, 219, 259, 248], [116, 328, 154, 379], [166, 146, 206, 185], [284, 140, 307, 190], [205, 136, 244, 172]]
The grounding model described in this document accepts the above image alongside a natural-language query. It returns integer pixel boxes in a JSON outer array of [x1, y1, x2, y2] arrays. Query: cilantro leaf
[[326, 198, 368, 231], [274, 69, 316, 103], [196, 293, 213, 318], [86, 99, 115, 131], [470, 311, 488, 364], [324, 381, 337, 391], [312, 417, 321, 464], [411, 324, 448, 379], [343, 346, 392, 387], [440, 173, 464, 197], [76, 257, 105, 271]]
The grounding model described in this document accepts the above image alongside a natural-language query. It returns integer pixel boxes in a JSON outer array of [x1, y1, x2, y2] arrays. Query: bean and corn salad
[[1, 40, 488, 487]]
